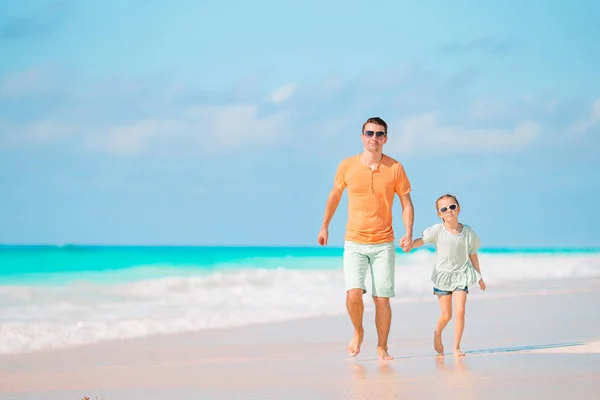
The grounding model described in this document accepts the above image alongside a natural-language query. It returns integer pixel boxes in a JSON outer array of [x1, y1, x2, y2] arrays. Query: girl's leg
[[434, 294, 453, 354], [452, 290, 468, 356]]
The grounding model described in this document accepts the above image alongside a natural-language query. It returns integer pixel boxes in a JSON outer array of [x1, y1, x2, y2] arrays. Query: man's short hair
[[362, 117, 388, 134]]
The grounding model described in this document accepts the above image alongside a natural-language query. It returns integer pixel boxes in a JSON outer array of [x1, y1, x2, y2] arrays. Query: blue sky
[[1, 0, 599, 248]]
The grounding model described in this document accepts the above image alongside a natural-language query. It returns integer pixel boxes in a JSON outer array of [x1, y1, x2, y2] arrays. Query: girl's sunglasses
[[364, 130, 387, 138], [438, 204, 458, 213]]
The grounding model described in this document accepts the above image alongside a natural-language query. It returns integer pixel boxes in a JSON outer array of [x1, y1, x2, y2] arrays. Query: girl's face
[[437, 197, 460, 220]]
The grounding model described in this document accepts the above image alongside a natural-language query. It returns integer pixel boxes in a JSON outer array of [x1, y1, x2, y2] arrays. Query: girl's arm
[[410, 238, 424, 250], [469, 252, 481, 275], [470, 252, 486, 290]]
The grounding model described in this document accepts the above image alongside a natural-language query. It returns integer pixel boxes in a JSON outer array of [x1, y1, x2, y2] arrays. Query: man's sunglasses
[[363, 130, 387, 138], [438, 204, 458, 213]]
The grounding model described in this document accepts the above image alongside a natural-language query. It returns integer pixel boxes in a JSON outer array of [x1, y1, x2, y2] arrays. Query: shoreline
[[1, 280, 599, 359], [1, 287, 599, 399]]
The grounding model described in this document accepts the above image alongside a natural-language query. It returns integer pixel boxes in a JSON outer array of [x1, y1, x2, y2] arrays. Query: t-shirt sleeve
[[468, 227, 481, 254], [395, 162, 411, 197], [421, 224, 440, 245], [333, 161, 347, 190]]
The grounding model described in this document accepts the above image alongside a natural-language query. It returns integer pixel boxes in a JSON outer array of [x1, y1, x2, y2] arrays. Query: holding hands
[[398, 233, 413, 253]]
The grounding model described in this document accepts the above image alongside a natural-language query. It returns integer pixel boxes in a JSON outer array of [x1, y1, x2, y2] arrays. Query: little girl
[[409, 194, 486, 357]]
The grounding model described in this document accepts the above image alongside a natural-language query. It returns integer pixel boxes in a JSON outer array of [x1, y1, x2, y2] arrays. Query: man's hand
[[399, 233, 412, 253], [399, 240, 413, 252], [318, 228, 329, 246]]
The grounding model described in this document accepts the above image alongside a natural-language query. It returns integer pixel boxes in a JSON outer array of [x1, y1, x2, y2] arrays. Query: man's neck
[[361, 150, 383, 166]]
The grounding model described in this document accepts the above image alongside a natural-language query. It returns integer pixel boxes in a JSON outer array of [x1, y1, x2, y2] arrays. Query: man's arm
[[319, 161, 346, 246], [399, 192, 414, 241], [394, 162, 414, 250], [321, 186, 343, 231]]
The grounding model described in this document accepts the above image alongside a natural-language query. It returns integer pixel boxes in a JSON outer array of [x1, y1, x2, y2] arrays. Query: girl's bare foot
[[377, 346, 394, 360], [453, 348, 465, 356], [347, 329, 364, 357], [433, 330, 444, 354]]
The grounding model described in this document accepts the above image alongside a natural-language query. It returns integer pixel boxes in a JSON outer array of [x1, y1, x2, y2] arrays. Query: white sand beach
[[1, 279, 599, 400]]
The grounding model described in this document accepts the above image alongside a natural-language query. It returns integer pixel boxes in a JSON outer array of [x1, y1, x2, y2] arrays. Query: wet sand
[[1, 283, 599, 399]]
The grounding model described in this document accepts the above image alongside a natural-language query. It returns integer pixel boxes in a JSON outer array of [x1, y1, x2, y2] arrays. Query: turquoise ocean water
[[1, 245, 599, 355], [2, 245, 598, 284]]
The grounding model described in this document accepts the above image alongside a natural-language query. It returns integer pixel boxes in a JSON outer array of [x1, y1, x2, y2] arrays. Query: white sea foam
[[0, 251, 598, 356]]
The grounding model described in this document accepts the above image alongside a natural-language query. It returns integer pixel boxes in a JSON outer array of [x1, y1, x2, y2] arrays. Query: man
[[317, 116, 414, 361]]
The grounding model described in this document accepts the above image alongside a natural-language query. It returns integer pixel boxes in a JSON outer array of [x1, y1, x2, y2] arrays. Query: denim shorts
[[433, 286, 469, 296]]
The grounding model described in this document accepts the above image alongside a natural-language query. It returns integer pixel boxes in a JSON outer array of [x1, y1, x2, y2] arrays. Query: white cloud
[[388, 112, 541, 155], [0, 64, 571, 159], [85, 104, 289, 155], [184, 104, 288, 153], [568, 98, 600, 135], [86, 119, 179, 154], [268, 83, 296, 104], [26, 121, 76, 142], [0, 118, 75, 149]]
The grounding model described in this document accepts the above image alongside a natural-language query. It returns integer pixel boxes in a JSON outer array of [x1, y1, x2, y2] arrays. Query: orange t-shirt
[[334, 154, 411, 244]]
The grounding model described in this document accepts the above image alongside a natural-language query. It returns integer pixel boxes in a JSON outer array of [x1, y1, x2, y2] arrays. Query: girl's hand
[[479, 278, 486, 291]]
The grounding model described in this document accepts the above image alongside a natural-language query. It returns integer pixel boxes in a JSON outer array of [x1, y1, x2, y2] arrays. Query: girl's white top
[[421, 223, 481, 291]]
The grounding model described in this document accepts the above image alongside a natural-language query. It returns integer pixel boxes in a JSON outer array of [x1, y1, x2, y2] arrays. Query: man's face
[[361, 122, 388, 152]]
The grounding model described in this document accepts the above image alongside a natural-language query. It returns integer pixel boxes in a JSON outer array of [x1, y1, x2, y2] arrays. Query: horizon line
[[1, 243, 599, 252]]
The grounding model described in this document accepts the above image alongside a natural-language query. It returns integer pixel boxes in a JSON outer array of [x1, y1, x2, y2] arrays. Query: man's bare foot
[[347, 329, 364, 357], [434, 330, 444, 354], [377, 346, 394, 360], [453, 348, 465, 357]]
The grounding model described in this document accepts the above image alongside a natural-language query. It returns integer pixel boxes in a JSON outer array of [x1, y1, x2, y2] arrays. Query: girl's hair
[[436, 194, 460, 222]]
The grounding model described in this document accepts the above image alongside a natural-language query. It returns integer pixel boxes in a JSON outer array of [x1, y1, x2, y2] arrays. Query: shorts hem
[[346, 286, 367, 294], [433, 286, 469, 296], [372, 292, 395, 298]]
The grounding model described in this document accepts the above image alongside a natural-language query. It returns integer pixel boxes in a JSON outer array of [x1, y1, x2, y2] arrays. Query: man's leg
[[370, 242, 396, 360], [346, 288, 365, 357], [343, 241, 369, 357], [373, 296, 393, 360]]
